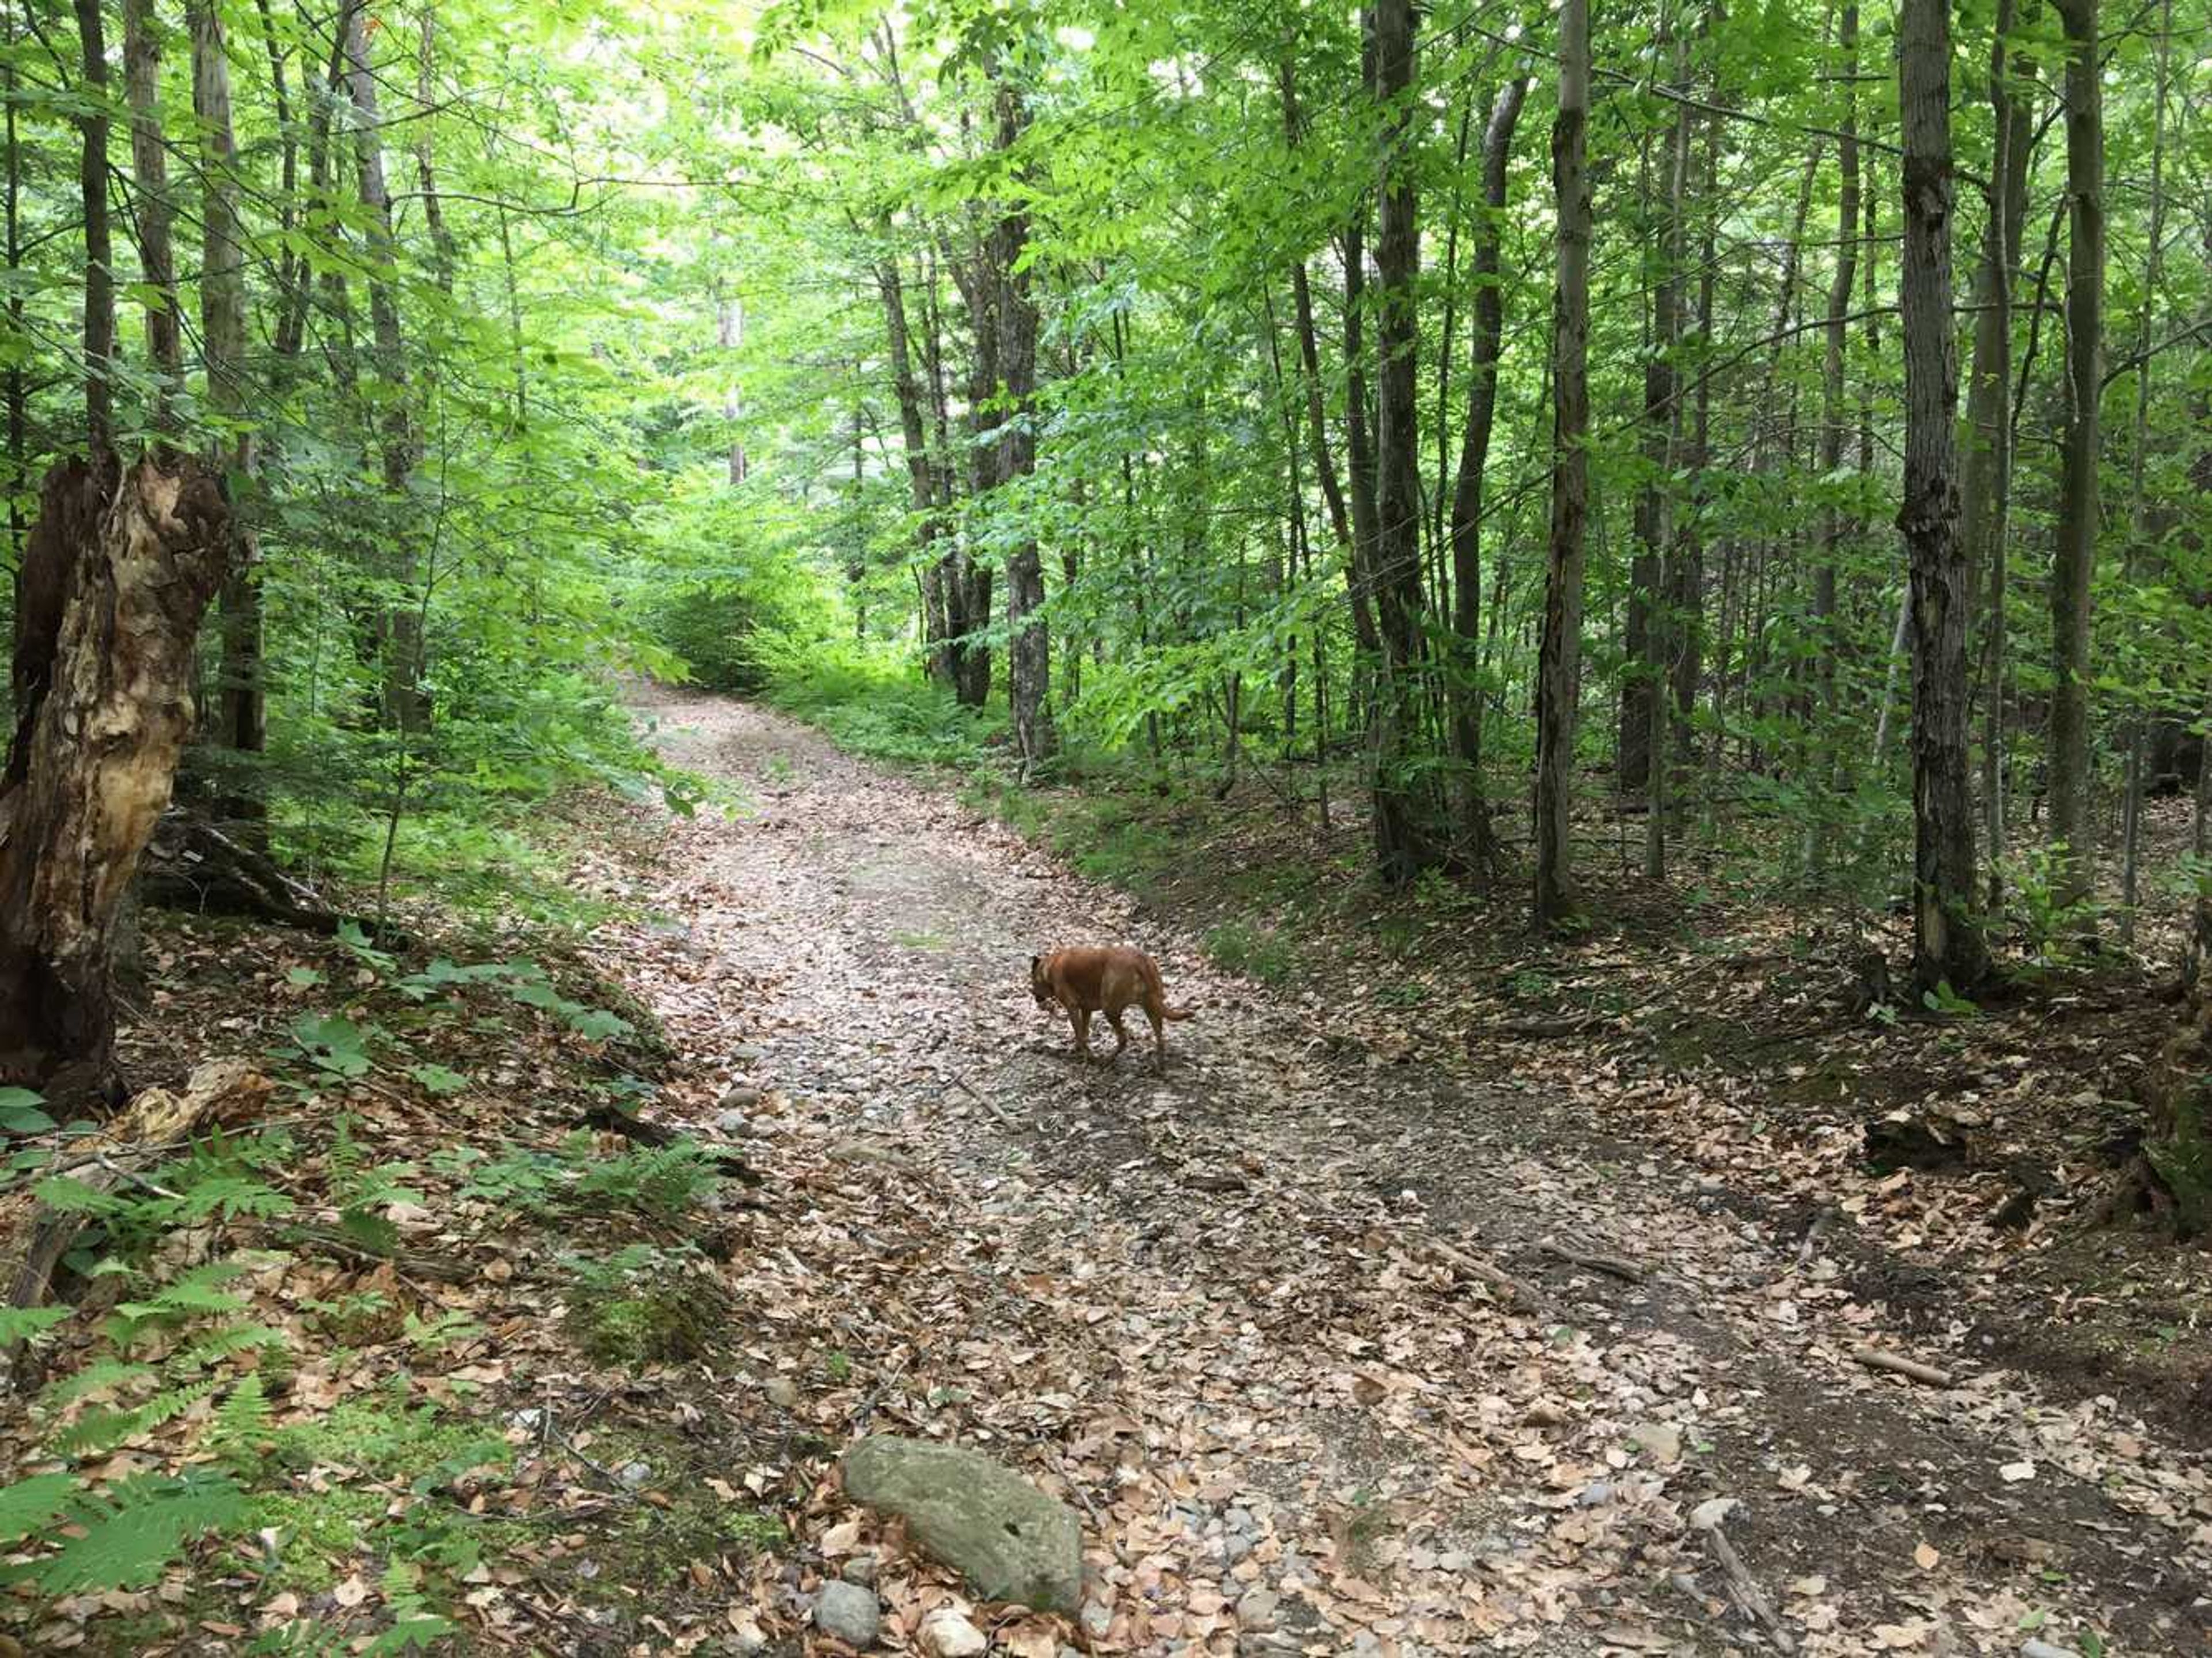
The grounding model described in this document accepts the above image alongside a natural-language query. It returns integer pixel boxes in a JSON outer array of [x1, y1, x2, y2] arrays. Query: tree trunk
[[1445, 76, 1528, 868], [1368, 0, 1438, 883], [2118, 0, 2172, 945], [1535, 0, 1591, 930], [2048, 0, 2103, 912], [122, 0, 183, 433], [1810, 0, 1860, 855], [1, 456, 231, 1103], [1969, 1, 2032, 913], [73, 0, 114, 453], [1896, 0, 1990, 996], [340, 0, 425, 733], [190, 0, 264, 835], [1643, 51, 1691, 882], [990, 80, 1056, 775]]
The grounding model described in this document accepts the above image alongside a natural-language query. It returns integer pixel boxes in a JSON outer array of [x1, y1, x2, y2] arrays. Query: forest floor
[[613, 687, 2211, 1656], [7, 690, 2206, 1657]]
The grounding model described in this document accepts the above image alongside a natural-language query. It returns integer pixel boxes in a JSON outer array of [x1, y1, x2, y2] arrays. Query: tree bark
[[1896, 0, 1990, 995], [1810, 0, 1860, 850], [1535, 0, 1592, 930], [1446, 77, 1528, 867], [191, 0, 264, 831], [1369, 0, 1438, 882], [1, 455, 231, 1103], [1969, 0, 2033, 913], [73, 0, 114, 452], [990, 78, 1056, 775], [122, 0, 182, 433], [340, 0, 425, 733], [2048, 0, 2103, 912]]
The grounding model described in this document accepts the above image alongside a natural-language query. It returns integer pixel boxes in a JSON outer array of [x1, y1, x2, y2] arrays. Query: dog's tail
[[1143, 956, 1197, 1020]]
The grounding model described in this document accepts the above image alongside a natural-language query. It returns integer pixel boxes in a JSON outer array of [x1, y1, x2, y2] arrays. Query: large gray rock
[[840, 1435, 1084, 1613]]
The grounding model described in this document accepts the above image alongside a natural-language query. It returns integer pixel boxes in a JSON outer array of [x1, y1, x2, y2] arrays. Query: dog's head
[[1028, 953, 1053, 1008]]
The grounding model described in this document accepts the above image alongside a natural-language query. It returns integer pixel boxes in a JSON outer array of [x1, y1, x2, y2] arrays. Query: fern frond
[[29, 1471, 243, 1592], [51, 1377, 219, 1458], [37, 1359, 155, 1410], [173, 1323, 287, 1373], [0, 1472, 77, 1544], [0, 1306, 70, 1344], [210, 1375, 272, 1448]]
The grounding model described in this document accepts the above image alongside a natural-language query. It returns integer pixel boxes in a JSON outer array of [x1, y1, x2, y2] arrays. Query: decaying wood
[[139, 809, 356, 937], [1695, 1507, 1797, 1653], [0, 451, 232, 1104], [1850, 1343, 1954, 1387], [2, 1059, 269, 1387], [1538, 1240, 1647, 1284], [1419, 1237, 1558, 1316]]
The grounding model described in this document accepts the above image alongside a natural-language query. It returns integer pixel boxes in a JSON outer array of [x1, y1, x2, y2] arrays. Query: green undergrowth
[[0, 866, 771, 1650]]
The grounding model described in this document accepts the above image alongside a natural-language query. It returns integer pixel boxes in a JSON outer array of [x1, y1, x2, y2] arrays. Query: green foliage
[[757, 634, 1006, 768], [562, 1244, 724, 1368], [1204, 920, 1298, 986], [434, 1131, 723, 1224]]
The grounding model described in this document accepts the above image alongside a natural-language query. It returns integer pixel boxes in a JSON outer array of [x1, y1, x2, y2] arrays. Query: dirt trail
[[626, 689, 2210, 1656]]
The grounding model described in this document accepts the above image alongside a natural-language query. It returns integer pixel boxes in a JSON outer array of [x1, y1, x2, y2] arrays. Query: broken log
[[1849, 1344, 1954, 1387], [2, 1058, 270, 1388], [138, 809, 358, 937]]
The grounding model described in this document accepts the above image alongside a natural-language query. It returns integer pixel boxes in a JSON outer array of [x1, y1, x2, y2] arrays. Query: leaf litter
[[0, 688, 2202, 1655]]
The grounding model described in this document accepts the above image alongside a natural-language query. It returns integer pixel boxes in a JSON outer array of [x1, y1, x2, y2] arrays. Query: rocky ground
[[614, 687, 2212, 1656]]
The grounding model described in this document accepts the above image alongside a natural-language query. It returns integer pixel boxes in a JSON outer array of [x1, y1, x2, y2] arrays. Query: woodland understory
[[0, 0, 2210, 1653]]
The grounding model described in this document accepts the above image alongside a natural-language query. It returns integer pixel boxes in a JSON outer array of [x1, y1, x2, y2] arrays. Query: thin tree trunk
[[1446, 76, 1528, 868], [73, 0, 114, 453], [2118, 0, 2172, 944], [1970, 1, 2033, 913], [1897, 0, 1990, 994], [1809, 0, 1860, 866], [340, 0, 425, 732], [193, 0, 264, 830], [2048, 0, 2104, 912], [122, 0, 182, 433], [1535, 0, 1592, 929], [1644, 50, 1691, 882], [990, 79, 1056, 775], [1369, 0, 1437, 882]]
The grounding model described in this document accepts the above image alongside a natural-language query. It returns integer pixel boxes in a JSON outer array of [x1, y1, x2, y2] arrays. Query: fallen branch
[[1695, 1511, 1796, 1654], [1849, 1345, 1954, 1387], [278, 1222, 478, 1285], [1537, 1240, 1647, 1284], [1419, 1239, 1559, 1316]]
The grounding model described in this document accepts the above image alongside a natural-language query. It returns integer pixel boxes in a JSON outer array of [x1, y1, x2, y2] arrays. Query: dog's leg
[[1105, 1008, 1131, 1062], [1074, 1006, 1094, 1059], [1146, 1004, 1167, 1074]]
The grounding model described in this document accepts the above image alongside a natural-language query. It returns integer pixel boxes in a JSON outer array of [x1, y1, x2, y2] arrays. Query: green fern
[[172, 1323, 286, 1373], [0, 1473, 77, 1544], [37, 1358, 156, 1410], [0, 1305, 70, 1344], [209, 1375, 272, 1452], [16, 1470, 243, 1592], [51, 1377, 219, 1459]]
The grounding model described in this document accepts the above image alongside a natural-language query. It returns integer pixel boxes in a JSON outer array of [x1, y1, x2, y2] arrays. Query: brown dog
[[1029, 947, 1193, 1073]]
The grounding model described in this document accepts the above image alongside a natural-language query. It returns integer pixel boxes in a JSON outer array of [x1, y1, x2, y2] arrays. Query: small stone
[[1630, 1422, 1683, 1466], [764, 1376, 801, 1409], [1236, 1588, 1281, 1633], [724, 1617, 768, 1656], [919, 1610, 988, 1657], [1080, 1602, 1113, 1638], [617, 1461, 652, 1489], [1224, 1505, 1257, 1534], [1575, 1481, 1614, 1508], [840, 1553, 877, 1587], [718, 1084, 763, 1111], [1435, 1549, 1472, 1573], [730, 1044, 767, 1063], [814, 1580, 881, 1649], [1222, 1532, 1254, 1565]]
